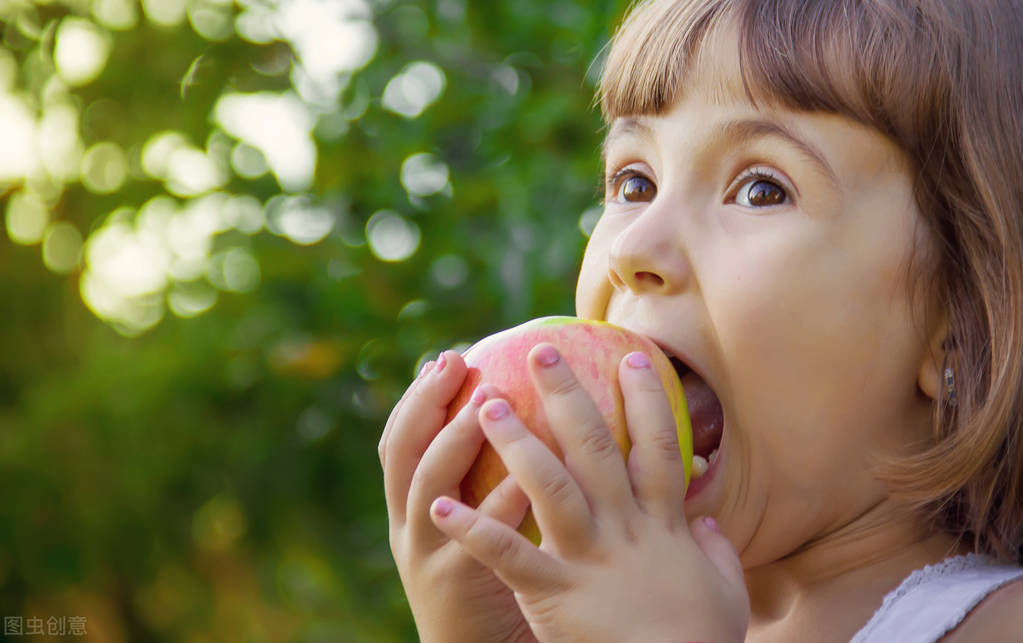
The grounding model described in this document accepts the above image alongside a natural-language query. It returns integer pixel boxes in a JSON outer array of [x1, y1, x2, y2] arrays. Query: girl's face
[[577, 32, 942, 567]]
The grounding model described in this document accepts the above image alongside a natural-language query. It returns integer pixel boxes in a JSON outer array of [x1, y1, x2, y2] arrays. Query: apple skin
[[449, 316, 693, 544]]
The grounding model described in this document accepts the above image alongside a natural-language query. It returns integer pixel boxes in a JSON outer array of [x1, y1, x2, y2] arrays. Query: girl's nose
[[607, 211, 689, 295]]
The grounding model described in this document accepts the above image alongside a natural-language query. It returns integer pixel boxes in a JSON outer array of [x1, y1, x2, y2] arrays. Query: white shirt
[[851, 554, 1023, 642]]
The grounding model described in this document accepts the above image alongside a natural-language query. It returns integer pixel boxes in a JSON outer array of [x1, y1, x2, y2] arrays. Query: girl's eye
[[735, 176, 788, 208], [615, 173, 656, 203]]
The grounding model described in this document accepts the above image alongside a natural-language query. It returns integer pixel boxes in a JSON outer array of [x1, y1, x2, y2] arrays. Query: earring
[[944, 366, 957, 405]]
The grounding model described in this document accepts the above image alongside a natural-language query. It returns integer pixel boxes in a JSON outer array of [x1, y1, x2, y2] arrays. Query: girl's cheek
[[575, 254, 607, 318], [575, 225, 617, 317]]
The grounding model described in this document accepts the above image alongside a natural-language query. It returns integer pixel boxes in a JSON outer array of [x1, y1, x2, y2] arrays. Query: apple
[[449, 316, 693, 543]]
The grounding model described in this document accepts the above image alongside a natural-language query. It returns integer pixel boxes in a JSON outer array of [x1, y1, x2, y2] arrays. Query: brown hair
[[598, 0, 1023, 564]]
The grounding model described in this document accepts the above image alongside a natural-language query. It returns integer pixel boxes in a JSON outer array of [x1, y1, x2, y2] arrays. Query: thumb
[[690, 516, 744, 589]]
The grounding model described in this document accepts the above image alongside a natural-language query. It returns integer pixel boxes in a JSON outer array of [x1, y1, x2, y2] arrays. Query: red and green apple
[[448, 316, 693, 543]]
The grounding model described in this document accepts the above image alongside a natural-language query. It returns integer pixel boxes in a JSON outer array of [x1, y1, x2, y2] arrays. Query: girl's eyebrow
[[602, 117, 652, 163], [718, 119, 839, 188]]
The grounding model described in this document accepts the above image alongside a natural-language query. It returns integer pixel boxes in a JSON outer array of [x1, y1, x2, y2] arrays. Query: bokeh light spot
[[167, 281, 218, 318], [356, 339, 387, 381], [578, 206, 602, 238], [382, 61, 446, 119], [397, 299, 428, 320], [296, 405, 332, 442], [38, 101, 84, 183], [208, 247, 260, 293], [222, 194, 264, 235], [165, 146, 226, 196], [491, 64, 519, 95], [54, 17, 111, 86], [91, 0, 140, 30], [327, 257, 360, 280], [234, 4, 276, 44], [86, 217, 169, 297], [280, 0, 378, 106], [400, 152, 449, 197], [0, 94, 38, 181], [230, 142, 268, 179], [42, 221, 83, 273], [142, 0, 187, 27], [141, 131, 189, 178], [165, 195, 221, 281], [5, 190, 50, 245], [188, 2, 234, 42], [81, 141, 128, 194], [80, 266, 166, 336], [215, 91, 316, 192], [430, 254, 468, 289], [265, 195, 334, 245], [366, 210, 420, 262], [437, 0, 466, 22]]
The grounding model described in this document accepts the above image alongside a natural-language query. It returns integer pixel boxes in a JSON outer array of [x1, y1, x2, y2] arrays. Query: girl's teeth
[[692, 455, 709, 478], [709, 448, 719, 465]]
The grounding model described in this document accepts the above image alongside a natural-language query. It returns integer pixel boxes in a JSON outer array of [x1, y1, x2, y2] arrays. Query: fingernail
[[433, 497, 454, 518], [436, 352, 448, 372], [470, 385, 487, 406], [485, 400, 510, 421], [535, 345, 560, 367], [419, 360, 435, 377], [703, 516, 721, 533], [626, 351, 651, 368]]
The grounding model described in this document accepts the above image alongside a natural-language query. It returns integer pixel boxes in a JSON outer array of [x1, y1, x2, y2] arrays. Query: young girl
[[379, 0, 1023, 640]]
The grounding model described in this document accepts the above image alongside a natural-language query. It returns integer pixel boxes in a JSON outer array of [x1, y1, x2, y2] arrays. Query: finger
[[407, 384, 498, 543], [619, 351, 687, 527], [477, 473, 531, 530], [690, 516, 745, 591], [430, 496, 568, 595], [379, 359, 435, 468], [527, 343, 635, 514], [383, 350, 470, 527], [478, 398, 593, 548]]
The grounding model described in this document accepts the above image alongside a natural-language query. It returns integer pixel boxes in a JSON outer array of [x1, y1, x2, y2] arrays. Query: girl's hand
[[379, 350, 537, 643], [428, 344, 750, 643]]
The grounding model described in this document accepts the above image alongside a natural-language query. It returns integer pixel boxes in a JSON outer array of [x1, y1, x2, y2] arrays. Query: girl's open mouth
[[669, 356, 724, 483]]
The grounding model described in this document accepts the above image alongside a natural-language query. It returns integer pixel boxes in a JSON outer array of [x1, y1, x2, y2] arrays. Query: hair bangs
[[599, 0, 726, 120], [602, 1, 955, 146]]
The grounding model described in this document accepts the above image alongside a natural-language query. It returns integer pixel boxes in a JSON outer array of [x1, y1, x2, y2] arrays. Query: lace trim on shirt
[[875, 553, 988, 610], [853, 553, 1023, 643]]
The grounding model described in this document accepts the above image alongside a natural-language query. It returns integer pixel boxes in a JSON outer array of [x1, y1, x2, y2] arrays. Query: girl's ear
[[918, 320, 949, 401]]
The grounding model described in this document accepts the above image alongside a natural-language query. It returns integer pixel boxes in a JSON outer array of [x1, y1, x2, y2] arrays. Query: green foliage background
[[0, 0, 629, 640]]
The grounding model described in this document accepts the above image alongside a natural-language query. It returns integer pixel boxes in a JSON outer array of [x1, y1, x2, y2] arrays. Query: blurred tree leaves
[[0, 0, 628, 639]]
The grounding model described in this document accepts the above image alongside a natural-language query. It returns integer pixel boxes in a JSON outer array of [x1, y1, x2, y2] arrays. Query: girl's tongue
[[680, 371, 723, 458]]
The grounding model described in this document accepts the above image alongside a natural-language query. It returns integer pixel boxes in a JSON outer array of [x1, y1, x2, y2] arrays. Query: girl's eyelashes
[[604, 165, 793, 208], [606, 167, 657, 203], [730, 168, 791, 209]]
